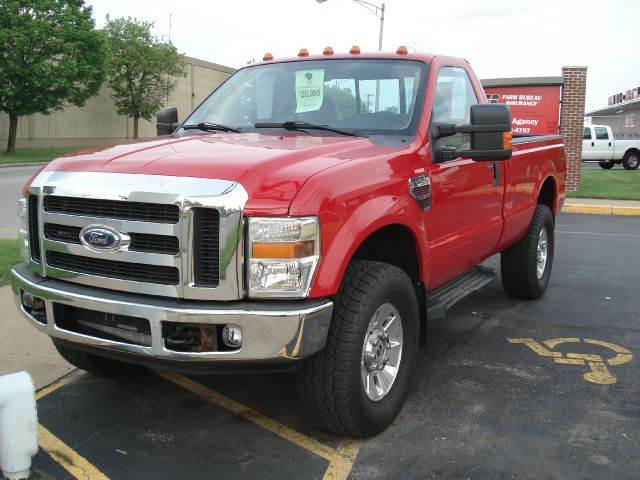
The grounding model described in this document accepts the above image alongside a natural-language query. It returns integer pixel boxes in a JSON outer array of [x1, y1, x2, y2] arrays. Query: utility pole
[[364, 93, 374, 112]]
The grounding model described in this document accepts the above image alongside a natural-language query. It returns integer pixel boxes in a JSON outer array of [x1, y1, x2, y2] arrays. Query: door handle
[[591, 142, 594, 147], [609, 142, 612, 147]]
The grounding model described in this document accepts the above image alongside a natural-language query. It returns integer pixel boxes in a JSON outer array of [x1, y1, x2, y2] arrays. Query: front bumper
[[10, 263, 333, 368]]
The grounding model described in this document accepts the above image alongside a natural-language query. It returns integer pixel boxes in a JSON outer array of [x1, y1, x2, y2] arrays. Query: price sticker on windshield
[[295, 69, 325, 113]]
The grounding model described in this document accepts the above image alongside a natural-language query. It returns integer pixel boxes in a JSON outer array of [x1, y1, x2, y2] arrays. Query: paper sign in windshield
[[295, 69, 325, 113]]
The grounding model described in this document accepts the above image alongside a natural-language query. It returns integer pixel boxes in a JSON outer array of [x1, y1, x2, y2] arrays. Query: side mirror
[[433, 103, 512, 161], [156, 107, 179, 135]]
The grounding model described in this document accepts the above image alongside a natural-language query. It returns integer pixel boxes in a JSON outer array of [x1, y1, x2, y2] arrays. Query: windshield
[[180, 59, 428, 137]]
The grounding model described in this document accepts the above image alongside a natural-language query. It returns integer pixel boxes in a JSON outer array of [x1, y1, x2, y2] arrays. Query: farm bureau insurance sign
[[484, 85, 561, 135]]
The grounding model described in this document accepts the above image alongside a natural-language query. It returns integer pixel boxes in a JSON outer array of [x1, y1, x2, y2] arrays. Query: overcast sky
[[87, 0, 639, 112]]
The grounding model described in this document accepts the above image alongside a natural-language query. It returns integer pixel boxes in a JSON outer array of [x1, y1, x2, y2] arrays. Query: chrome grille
[[44, 223, 180, 255], [27, 171, 248, 300], [47, 251, 180, 285], [44, 195, 180, 223], [193, 208, 220, 286], [28, 194, 41, 262]]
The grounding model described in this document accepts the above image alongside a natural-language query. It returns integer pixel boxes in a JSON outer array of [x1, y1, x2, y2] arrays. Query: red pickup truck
[[12, 49, 565, 437]]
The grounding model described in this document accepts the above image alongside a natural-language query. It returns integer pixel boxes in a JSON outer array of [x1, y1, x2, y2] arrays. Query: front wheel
[[501, 204, 555, 299], [296, 261, 419, 437], [599, 161, 615, 169], [622, 152, 640, 170]]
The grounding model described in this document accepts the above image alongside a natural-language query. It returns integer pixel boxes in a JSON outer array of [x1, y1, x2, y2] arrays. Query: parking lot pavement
[[0, 285, 74, 387], [17, 212, 640, 479]]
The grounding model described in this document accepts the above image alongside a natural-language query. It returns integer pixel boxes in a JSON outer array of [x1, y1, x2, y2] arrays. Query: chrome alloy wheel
[[361, 302, 403, 401], [536, 228, 548, 279]]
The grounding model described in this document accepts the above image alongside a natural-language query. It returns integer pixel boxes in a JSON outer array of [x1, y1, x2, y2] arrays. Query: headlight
[[18, 197, 30, 261], [247, 217, 320, 298]]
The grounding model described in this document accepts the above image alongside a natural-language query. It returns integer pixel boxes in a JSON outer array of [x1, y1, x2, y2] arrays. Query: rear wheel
[[54, 342, 136, 377], [599, 161, 615, 169], [296, 261, 419, 437], [500, 204, 555, 299], [622, 151, 640, 170]]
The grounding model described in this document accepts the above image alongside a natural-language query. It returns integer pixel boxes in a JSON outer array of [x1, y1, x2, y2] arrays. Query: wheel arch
[[537, 175, 558, 215], [624, 148, 640, 160]]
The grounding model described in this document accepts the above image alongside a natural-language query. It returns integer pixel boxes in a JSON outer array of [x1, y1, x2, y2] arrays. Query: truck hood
[[45, 132, 393, 214]]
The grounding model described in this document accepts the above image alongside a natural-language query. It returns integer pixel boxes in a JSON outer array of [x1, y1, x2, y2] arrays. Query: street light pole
[[316, 0, 385, 51], [376, 2, 385, 51], [316, 0, 386, 111]]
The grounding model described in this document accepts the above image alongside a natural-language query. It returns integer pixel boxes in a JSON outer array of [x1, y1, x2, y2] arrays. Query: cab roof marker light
[[349, 45, 361, 54], [298, 48, 309, 57], [263, 52, 274, 61], [323, 46, 334, 55], [396, 45, 408, 55]]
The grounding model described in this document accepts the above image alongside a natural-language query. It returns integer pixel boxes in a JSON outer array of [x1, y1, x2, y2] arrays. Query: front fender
[[307, 195, 427, 298]]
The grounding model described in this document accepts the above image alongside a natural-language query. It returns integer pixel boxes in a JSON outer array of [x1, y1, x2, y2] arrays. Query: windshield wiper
[[253, 121, 362, 137], [182, 122, 241, 133]]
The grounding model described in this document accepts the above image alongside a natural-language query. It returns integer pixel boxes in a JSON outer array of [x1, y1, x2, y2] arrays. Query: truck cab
[[12, 48, 566, 437]]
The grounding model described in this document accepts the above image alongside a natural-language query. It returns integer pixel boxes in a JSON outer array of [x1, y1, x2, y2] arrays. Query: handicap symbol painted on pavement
[[508, 337, 633, 385]]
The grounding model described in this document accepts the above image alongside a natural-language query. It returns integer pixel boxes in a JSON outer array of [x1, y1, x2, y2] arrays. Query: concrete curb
[[0, 162, 45, 169], [563, 204, 640, 216]]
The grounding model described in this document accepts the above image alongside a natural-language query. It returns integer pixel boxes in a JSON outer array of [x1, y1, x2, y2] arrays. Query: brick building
[[481, 66, 588, 191]]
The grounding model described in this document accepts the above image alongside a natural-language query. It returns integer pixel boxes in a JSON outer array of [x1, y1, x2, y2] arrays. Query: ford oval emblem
[[79, 225, 128, 253]]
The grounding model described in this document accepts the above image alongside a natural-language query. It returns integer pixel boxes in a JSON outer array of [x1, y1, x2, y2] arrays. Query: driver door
[[424, 66, 504, 287]]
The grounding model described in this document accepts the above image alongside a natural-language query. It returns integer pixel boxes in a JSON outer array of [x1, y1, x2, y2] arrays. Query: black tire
[[53, 342, 136, 377], [622, 151, 640, 170], [599, 161, 615, 169], [296, 261, 419, 437], [501, 204, 554, 300]]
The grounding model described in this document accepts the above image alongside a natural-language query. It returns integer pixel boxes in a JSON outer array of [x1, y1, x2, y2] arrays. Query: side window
[[432, 66, 478, 148], [594, 127, 609, 140], [583, 127, 592, 140]]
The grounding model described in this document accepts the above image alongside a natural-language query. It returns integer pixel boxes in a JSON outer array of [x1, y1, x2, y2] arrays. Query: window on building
[[624, 113, 636, 128], [594, 127, 609, 140]]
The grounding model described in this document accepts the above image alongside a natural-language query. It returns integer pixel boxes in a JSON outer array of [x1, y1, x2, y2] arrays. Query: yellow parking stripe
[[38, 424, 109, 480], [36, 373, 75, 400], [36, 371, 110, 480], [156, 370, 361, 480], [322, 439, 362, 480], [155, 370, 336, 461]]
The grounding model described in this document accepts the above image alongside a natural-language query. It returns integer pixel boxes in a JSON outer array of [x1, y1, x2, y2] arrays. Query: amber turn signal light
[[298, 48, 309, 57], [263, 52, 273, 61], [349, 45, 361, 54], [503, 131, 513, 150], [323, 46, 334, 55], [252, 241, 315, 259], [396, 45, 408, 55]]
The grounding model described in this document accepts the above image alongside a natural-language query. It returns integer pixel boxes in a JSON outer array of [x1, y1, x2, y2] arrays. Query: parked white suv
[[582, 125, 640, 170]]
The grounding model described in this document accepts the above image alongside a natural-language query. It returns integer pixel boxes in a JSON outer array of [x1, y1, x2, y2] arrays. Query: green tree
[[0, 0, 106, 153], [324, 83, 368, 117], [103, 17, 186, 139]]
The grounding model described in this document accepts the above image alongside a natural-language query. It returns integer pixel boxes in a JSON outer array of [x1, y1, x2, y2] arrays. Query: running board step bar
[[426, 265, 496, 320]]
